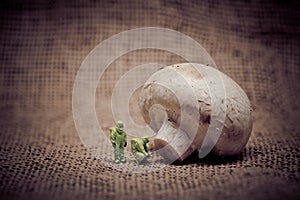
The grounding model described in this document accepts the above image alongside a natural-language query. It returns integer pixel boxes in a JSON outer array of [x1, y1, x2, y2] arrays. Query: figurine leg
[[134, 152, 148, 164], [114, 147, 120, 163], [119, 148, 126, 163]]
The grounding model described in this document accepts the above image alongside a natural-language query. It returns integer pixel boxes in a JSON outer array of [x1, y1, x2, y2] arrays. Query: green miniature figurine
[[109, 121, 127, 163], [131, 136, 151, 164]]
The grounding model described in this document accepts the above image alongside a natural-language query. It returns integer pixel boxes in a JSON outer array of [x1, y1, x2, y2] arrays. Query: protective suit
[[131, 137, 151, 164], [110, 121, 127, 163]]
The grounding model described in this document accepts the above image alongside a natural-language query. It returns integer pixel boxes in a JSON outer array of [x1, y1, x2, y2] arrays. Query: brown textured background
[[0, 0, 299, 199]]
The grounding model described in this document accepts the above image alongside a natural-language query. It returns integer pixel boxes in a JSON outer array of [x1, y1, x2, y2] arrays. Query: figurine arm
[[109, 128, 116, 146], [124, 132, 127, 147], [145, 143, 150, 153], [140, 142, 148, 155]]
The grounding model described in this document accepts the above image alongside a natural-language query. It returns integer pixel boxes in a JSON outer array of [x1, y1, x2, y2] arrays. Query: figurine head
[[142, 136, 150, 143], [116, 121, 124, 132]]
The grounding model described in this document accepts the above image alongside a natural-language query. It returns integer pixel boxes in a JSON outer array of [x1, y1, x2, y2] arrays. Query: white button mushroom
[[139, 63, 253, 162]]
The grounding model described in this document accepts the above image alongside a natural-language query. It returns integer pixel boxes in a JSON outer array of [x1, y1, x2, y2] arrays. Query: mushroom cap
[[139, 63, 253, 161]]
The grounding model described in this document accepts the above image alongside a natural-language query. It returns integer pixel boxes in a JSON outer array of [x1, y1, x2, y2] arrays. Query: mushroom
[[139, 63, 253, 162]]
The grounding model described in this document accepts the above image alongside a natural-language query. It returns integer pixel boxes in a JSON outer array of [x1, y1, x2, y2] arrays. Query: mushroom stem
[[149, 119, 197, 162]]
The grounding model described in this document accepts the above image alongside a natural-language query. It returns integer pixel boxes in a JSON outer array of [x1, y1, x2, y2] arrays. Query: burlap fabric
[[0, 0, 299, 199]]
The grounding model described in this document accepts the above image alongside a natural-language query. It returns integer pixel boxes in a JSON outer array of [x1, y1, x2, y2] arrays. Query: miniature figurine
[[131, 136, 151, 164], [109, 121, 127, 163]]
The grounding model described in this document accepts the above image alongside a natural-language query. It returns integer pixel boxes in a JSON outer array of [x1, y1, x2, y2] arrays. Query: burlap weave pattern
[[0, 0, 299, 199]]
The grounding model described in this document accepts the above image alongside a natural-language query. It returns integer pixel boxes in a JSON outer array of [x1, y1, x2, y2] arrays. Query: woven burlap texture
[[0, 0, 299, 200]]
